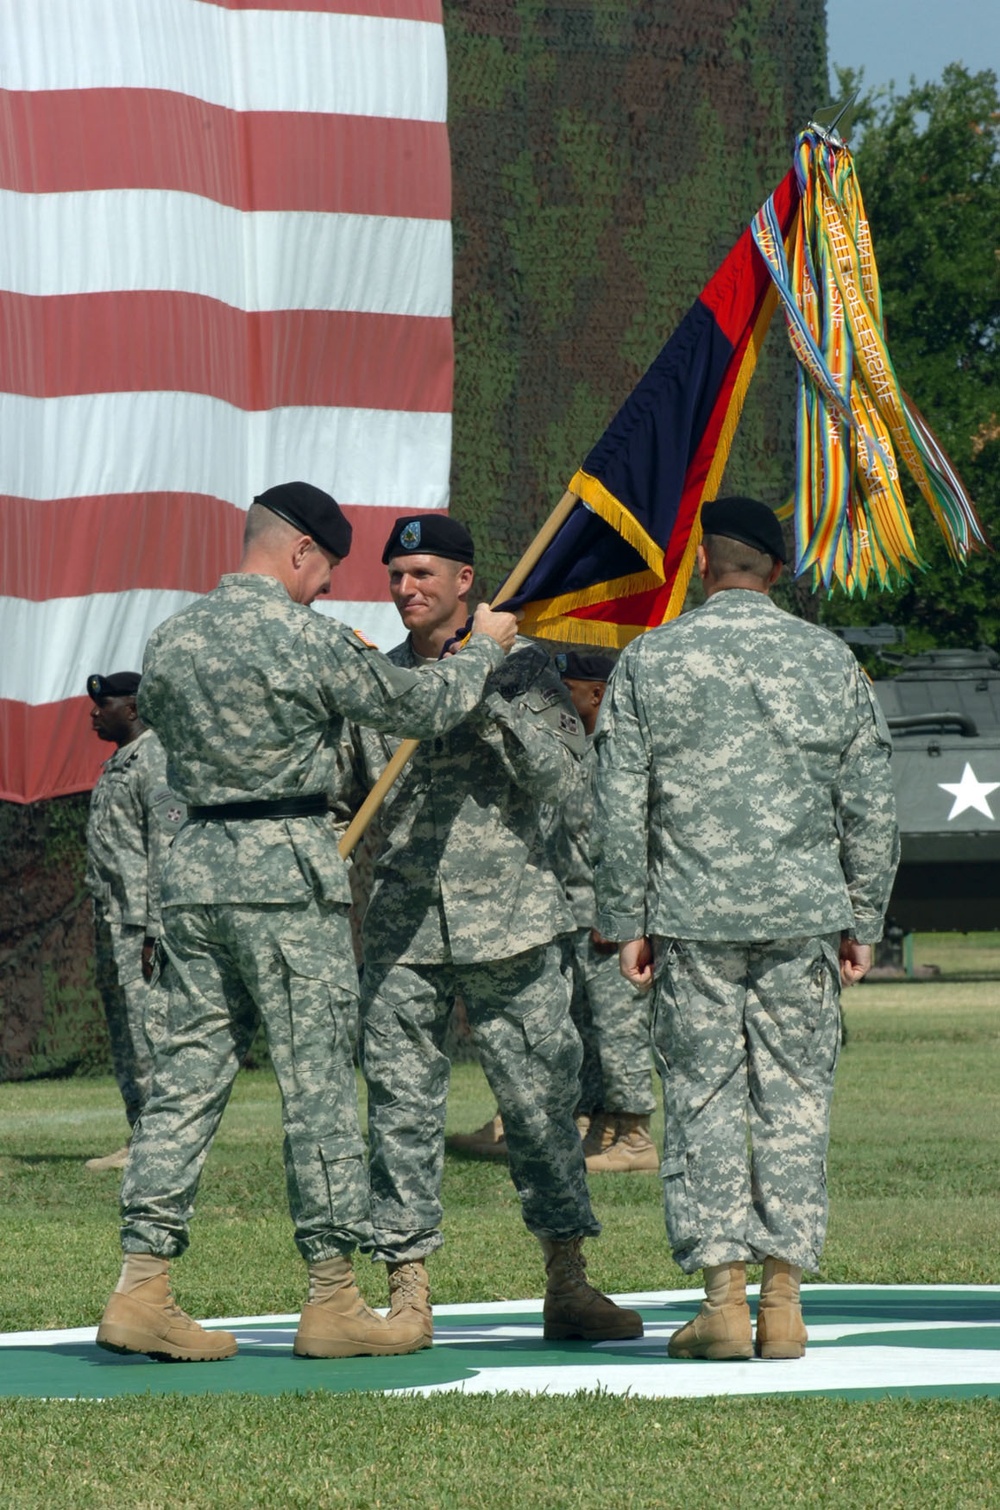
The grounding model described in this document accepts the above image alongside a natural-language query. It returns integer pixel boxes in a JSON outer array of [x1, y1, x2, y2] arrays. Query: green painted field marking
[[2, 1287, 997, 1401]]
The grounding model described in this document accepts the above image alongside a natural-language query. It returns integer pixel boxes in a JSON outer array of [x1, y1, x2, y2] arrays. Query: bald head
[[697, 533, 783, 598], [702, 534, 776, 582], [243, 501, 300, 551], [239, 502, 342, 605]]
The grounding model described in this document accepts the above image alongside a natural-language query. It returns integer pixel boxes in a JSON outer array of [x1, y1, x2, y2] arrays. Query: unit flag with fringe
[[505, 129, 985, 646]]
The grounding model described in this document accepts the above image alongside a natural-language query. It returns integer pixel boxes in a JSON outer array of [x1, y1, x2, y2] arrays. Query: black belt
[[187, 795, 329, 821]]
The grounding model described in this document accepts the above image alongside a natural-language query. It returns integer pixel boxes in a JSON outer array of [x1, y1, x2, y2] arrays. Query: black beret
[[382, 513, 475, 566], [254, 481, 352, 559], [555, 650, 616, 682], [700, 495, 787, 564], [87, 671, 141, 701]]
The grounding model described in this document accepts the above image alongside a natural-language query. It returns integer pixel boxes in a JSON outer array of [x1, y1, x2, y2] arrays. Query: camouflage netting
[[0, 0, 827, 1079], [447, 0, 827, 593]]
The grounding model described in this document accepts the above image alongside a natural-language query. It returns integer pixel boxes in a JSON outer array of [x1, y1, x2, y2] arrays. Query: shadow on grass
[[4, 1154, 100, 1167], [443, 1148, 509, 1166]]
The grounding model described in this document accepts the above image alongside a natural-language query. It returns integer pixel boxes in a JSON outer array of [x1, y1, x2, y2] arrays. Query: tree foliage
[[819, 64, 1000, 657]]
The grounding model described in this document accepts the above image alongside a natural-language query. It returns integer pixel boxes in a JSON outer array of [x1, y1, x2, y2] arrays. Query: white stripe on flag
[[0, 394, 451, 512], [0, 0, 447, 121], [1, 589, 199, 705], [0, 194, 451, 317], [312, 599, 406, 652], [1, 592, 405, 705]]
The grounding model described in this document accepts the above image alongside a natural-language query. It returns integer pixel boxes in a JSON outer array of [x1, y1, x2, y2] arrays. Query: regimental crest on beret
[[554, 653, 568, 673], [400, 521, 422, 551], [87, 671, 141, 700]]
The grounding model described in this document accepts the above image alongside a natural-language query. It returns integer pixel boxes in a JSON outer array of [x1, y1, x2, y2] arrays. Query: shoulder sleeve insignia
[[558, 710, 581, 735]]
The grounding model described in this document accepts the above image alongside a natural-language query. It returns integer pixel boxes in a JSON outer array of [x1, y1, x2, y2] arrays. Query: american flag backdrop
[[0, 0, 452, 803]]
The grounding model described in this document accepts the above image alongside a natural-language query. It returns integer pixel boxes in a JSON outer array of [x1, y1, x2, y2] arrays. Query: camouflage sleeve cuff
[[466, 634, 507, 670], [848, 920, 884, 945], [595, 909, 646, 942]]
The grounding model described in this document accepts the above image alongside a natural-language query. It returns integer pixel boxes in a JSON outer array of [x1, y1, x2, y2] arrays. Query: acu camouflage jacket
[[85, 728, 185, 936], [593, 590, 899, 945], [352, 636, 587, 964], [138, 573, 505, 909], [540, 738, 599, 930]]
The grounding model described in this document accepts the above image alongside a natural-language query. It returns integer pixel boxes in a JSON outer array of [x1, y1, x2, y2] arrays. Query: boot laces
[[159, 1280, 192, 1322], [391, 1263, 426, 1307], [551, 1238, 588, 1288]]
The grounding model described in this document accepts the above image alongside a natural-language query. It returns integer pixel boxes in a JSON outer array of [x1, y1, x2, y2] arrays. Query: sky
[[826, 0, 1000, 97]]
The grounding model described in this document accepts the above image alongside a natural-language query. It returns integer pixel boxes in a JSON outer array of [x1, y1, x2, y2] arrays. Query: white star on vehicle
[[937, 763, 1000, 821]]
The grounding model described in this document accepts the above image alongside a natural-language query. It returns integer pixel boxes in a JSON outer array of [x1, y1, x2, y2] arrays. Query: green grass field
[[1, 934, 998, 1508]]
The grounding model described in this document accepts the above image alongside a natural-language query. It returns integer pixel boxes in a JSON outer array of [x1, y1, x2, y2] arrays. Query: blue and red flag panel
[[506, 169, 801, 646]]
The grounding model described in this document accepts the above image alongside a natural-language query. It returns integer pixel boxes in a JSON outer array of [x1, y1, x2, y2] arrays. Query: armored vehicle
[[872, 648, 1000, 934]]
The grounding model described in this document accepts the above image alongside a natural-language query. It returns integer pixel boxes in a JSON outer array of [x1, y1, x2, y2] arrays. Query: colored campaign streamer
[[752, 128, 986, 595]]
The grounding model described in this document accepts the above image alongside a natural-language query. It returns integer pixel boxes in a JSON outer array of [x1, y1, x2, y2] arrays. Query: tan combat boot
[[387, 1260, 433, 1348], [540, 1237, 644, 1341], [293, 1254, 426, 1358], [667, 1263, 753, 1360], [580, 1110, 616, 1161], [584, 1114, 659, 1174], [445, 1112, 507, 1161], [85, 1144, 130, 1172], [755, 1257, 808, 1359], [96, 1253, 238, 1362]]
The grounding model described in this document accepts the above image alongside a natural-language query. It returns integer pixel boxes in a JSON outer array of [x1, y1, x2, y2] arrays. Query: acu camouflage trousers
[[94, 909, 166, 1128], [121, 898, 371, 1263], [566, 926, 656, 1118], [652, 935, 842, 1273], [360, 941, 600, 1264]]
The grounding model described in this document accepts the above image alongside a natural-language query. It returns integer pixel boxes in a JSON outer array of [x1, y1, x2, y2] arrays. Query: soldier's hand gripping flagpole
[[337, 490, 580, 860]]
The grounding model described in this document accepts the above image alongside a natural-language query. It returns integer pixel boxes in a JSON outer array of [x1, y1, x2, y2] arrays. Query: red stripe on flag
[[0, 92, 451, 219], [192, 1, 441, 16], [1, 495, 403, 601], [664, 172, 800, 585], [0, 697, 106, 804], [565, 583, 672, 632], [699, 173, 797, 345], [0, 294, 452, 414]]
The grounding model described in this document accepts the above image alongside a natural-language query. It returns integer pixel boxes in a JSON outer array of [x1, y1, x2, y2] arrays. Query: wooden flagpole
[[338, 489, 579, 859]]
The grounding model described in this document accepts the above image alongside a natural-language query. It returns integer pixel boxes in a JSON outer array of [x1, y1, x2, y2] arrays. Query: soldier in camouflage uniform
[[458, 648, 658, 1172], [352, 514, 643, 1347], [548, 650, 658, 1172], [85, 671, 185, 1171], [96, 482, 518, 1365], [593, 496, 899, 1361]]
